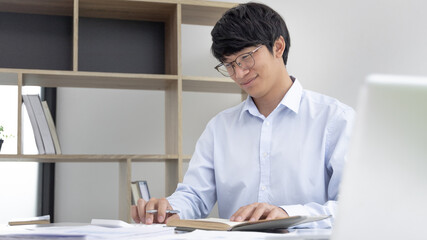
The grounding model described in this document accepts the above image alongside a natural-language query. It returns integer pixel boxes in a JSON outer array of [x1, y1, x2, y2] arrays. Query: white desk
[[0, 223, 331, 240]]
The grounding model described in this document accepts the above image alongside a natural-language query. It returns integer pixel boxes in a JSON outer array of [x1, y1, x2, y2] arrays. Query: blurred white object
[[332, 74, 427, 240]]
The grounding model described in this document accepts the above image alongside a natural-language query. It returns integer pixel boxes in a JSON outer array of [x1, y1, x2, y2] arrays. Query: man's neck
[[253, 73, 293, 118]]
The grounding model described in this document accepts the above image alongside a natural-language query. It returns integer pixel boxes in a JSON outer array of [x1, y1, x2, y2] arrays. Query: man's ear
[[273, 36, 286, 58]]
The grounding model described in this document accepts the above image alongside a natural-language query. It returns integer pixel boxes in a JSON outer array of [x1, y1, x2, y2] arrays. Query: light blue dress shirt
[[168, 78, 355, 228]]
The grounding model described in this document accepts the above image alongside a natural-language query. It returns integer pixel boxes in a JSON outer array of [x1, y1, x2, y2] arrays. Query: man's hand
[[230, 202, 289, 222], [131, 197, 180, 224]]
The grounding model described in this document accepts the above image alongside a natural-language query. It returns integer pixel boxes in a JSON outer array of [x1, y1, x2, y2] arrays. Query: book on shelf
[[22, 95, 45, 154], [25, 95, 56, 154], [130, 182, 140, 205], [42, 101, 62, 154], [131, 180, 151, 205], [166, 215, 331, 232]]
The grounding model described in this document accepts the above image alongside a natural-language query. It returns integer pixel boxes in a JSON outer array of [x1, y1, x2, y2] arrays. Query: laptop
[[331, 74, 427, 240]]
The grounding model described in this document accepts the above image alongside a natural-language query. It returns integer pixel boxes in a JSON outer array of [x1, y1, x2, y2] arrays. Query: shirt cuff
[[167, 197, 184, 219], [280, 204, 311, 216]]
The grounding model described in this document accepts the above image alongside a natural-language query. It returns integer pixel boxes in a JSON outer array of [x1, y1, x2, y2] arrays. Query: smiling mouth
[[240, 75, 257, 86]]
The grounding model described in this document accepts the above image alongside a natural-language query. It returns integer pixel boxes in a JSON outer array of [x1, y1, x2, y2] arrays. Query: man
[[132, 2, 354, 228]]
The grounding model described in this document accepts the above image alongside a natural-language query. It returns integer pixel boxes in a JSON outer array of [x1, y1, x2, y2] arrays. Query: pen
[[146, 209, 180, 214]]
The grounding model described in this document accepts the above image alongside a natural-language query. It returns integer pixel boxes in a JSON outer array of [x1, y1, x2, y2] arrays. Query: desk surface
[[0, 223, 331, 240]]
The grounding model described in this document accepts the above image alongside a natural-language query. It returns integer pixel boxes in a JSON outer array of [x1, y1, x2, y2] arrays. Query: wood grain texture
[[0, 154, 179, 162], [73, 0, 79, 71]]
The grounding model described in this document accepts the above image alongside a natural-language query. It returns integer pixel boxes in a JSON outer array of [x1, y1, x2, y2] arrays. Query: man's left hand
[[230, 202, 289, 222]]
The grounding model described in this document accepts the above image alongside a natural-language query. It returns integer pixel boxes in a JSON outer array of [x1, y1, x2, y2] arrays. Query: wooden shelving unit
[[0, 0, 240, 222]]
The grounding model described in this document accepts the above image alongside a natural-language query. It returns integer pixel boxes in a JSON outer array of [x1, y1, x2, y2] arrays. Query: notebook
[[331, 74, 427, 240]]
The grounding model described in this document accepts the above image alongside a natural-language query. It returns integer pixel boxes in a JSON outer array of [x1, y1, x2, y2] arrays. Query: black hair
[[211, 2, 291, 65]]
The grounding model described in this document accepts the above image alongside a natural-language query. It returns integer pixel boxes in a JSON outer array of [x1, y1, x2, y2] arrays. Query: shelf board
[[0, 154, 179, 162], [0, 69, 178, 90], [24, 71, 178, 90], [0, 72, 18, 85], [182, 75, 242, 93], [181, 0, 237, 26], [1, 70, 244, 93]]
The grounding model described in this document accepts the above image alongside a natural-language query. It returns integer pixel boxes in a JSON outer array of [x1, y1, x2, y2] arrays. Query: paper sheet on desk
[[148, 229, 283, 240], [0, 224, 175, 240], [148, 229, 331, 240]]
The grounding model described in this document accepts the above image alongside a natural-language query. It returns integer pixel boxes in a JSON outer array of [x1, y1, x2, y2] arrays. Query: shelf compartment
[[77, 17, 165, 74], [0, 0, 74, 16], [0, 11, 73, 71], [182, 75, 242, 93], [78, 0, 178, 75], [79, 0, 177, 22]]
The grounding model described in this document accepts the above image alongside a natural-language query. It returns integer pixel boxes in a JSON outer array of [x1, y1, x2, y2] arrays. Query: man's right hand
[[131, 197, 179, 224]]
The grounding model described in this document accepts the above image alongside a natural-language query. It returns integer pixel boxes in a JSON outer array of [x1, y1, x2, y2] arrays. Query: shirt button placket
[[259, 119, 272, 202]]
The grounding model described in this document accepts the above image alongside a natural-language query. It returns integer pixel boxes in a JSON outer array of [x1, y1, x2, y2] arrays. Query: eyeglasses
[[214, 45, 263, 77]]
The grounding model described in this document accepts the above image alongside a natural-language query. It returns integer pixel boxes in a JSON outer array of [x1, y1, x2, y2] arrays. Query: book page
[[193, 218, 245, 227]]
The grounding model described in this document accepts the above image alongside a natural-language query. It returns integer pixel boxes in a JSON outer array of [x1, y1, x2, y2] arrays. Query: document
[[0, 224, 175, 239], [147, 229, 331, 240]]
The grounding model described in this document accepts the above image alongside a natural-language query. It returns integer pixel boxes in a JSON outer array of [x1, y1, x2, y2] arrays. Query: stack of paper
[[0, 223, 175, 240]]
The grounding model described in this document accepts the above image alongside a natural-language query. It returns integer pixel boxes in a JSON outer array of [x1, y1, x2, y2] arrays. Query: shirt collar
[[239, 76, 303, 119], [240, 95, 261, 120], [279, 76, 302, 114]]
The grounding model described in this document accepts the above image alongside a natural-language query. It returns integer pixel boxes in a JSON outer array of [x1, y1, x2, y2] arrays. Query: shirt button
[[261, 186, 266, 191], [263, 152, 268, 158], [266, 121, 270, 126]]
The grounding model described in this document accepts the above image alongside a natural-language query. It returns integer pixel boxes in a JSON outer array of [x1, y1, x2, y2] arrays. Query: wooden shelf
[[0, 69, 178, 90], [0, 71, 18, 85], [0, 0, 238, 223], [0, 154, 179, 162], [182, 75, 242, 93]]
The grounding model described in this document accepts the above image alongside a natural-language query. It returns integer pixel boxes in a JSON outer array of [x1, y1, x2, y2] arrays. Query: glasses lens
[[217, 64, 232, 77], [236, 53, 255, 70], [215, 48, 258, 77]]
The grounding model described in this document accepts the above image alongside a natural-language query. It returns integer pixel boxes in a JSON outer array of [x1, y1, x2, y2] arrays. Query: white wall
[[0, 86, 41, 224], [55, 0, 427, 222]]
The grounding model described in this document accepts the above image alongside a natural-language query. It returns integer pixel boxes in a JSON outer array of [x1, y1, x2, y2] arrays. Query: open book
[[166, 215, 330, 232]]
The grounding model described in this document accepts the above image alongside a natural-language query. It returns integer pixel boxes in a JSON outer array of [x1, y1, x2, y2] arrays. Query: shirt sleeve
[[280, 106, 355, 228], [167, 119, 217, 220]]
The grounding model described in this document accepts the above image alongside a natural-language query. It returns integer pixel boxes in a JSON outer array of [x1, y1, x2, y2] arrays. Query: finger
[[231, 203, 257, 222], [249, 203, 269, 221], [131, 205, 140, 223], [156, 198, 169, 223], [136, 198, 147, 223], [165, 213, 180, 224], [230, 206, 245, 221], [266, 207, 289, 220], [144, 198, 158, 224], [230, 204, 252, 221]]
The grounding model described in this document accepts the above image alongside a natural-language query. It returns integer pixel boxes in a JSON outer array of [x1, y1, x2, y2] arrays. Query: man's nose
[[234, 65, 249, 79]]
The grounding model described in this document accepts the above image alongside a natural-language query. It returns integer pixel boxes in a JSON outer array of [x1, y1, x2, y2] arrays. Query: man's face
[[222, 45, 282, 100]]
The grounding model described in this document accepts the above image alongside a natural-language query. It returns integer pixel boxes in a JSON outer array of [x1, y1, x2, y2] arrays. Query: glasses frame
[[214, 45, 263, 77]]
